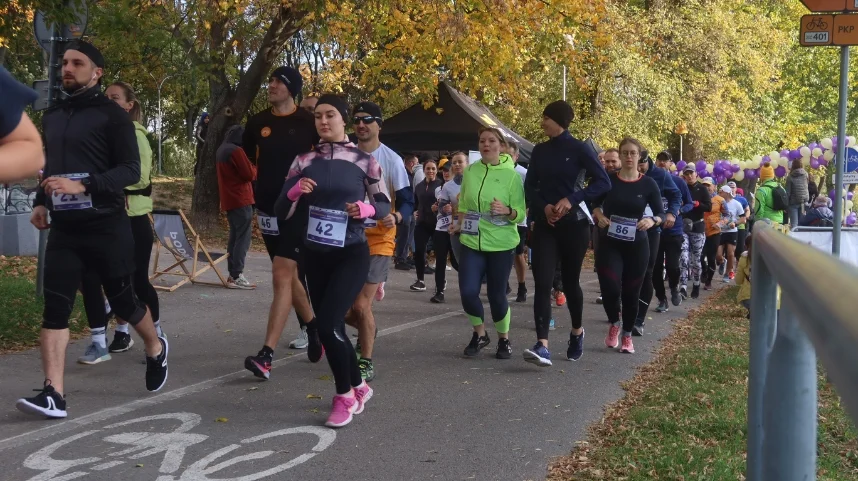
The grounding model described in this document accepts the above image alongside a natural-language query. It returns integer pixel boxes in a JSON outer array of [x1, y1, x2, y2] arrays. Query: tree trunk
[[189, 5, 309, 231]]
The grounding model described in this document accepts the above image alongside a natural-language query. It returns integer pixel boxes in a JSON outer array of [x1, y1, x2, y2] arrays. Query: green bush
[[161, 139, 196, 177]]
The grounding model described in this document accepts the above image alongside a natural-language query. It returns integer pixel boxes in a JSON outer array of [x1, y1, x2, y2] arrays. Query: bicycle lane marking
[[20, 412, 336, 481], [0, 310, 464, 453]]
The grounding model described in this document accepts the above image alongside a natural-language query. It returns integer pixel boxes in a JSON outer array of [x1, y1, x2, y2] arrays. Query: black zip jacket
[[414, 178, 443, 227], [686, 180, 712, 234], [34, 87, 140, 227]]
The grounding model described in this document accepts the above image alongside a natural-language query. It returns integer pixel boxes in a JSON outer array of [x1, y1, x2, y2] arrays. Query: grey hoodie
[[785, 168, 809, 205]]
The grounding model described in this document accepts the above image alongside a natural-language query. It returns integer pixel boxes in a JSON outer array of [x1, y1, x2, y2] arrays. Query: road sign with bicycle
[[800, 13, 858, 45]]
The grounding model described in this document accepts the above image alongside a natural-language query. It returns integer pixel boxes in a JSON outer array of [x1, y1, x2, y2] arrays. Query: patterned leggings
[[687, 232, 706, 286], [680, 233, 690, 289]]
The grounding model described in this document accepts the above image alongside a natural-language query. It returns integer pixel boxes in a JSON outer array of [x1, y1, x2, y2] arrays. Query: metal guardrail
[[747, 223, 858, 481]]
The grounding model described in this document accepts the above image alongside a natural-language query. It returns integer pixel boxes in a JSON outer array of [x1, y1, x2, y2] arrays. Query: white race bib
[[436, 215, 452, 231], [257, 215, 279, 236], [607, 215, 636, 242], [51, 173, 92, 211], [307, 206, 348, 247], [644, 205, 654, 218], [461, 212, 480, 236], [661, 197, 669, 213]]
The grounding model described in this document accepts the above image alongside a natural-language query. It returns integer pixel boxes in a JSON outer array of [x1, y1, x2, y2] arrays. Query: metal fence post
[[747, 228, 778, 481], [762, 305, 818, 480]]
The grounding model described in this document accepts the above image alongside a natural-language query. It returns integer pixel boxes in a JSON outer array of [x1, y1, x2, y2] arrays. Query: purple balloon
[[725, 169, 734, 179], [775, 166, 786, 177], [819, 157, 829, 166], [848, 191, 854, 201], [809, 142, 819, 151], [762, 155, 771, 164], [790, 149, 801, 160], [829, 189, 836, 199], [713, 166, 723, 176], [847, 214, 856, 226], [780, 149, 790, 158], [810, 159, 820, 169], [732, 164, 740, 172], [676, 160, 687, 170], [696, 160, 707, 171]]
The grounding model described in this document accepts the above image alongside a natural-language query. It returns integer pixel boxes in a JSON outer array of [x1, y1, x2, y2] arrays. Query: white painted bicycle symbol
[[22, 412, 336, 481]]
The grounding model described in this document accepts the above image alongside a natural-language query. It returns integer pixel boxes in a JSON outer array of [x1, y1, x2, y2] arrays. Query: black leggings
[[596, 234, 650, 333], [304, 243, 369, 394], [634, 229, 660, 324], [413, 222, 434, 282], [531, 218, 590, 340], [653, 233, 682, 302], [80, 215, 160, 328], [433, 230, 458, 292], [703, 233, 721, 284]]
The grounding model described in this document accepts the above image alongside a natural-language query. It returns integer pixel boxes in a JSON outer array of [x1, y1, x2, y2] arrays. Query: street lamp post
[[148, 73, 174, 175], [675, 121, 689, 161]]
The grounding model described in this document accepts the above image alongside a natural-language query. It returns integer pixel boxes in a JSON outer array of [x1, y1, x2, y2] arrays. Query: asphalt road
[[0, 250, 712, 481]]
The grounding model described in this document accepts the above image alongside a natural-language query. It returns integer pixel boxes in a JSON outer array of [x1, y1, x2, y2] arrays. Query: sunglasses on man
[[353, 116, 381, 125]]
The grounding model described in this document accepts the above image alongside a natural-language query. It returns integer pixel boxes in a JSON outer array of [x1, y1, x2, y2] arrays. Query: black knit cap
[[353, 101, 383, 125], [270, 66, 303, 100], [543, 100, 574, 129], [65, 40, 105, 68], [316, 94, 350, 122]]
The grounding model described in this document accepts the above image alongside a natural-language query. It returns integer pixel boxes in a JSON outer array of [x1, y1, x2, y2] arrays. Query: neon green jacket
[[126, 121, 153, 217], [458, 153, 526, 252], [754, 179, 784, 225]]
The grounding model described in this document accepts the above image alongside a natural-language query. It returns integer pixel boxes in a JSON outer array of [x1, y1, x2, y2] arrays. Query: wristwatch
[[80, 177, 92, 194]]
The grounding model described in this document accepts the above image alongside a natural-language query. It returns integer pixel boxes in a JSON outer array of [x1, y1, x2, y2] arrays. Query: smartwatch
[[80, 177, 93, 194]]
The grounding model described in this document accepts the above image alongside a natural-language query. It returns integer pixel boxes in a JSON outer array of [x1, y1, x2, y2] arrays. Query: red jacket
[[216, 125, 256, 211]]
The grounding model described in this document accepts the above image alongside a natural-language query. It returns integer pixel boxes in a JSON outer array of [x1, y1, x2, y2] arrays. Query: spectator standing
[[216, 124, 257, 289]]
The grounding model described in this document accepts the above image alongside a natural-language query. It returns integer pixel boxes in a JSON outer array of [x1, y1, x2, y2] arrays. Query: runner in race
[[274, 94, 390, 428], [17, 42, 168, 419], [702, 177, 722, 290], [594, 148, 621, 305], [242, 66, 320, 380], [652, 152, 694, 312], [680, 165, 711, 298], [523, 101, 610, 366], [345, 101, 414, 382], [450, 127, 525, 359], [732, 185, 751, 258], [716, 185, 745, 282], [431, 156, 462, 303], [510, 143, 529, 303], [592, 137, 665, 354], [438, 152, 467, 274], [630, 148, 681, 335], [410, 160, 442, 292]]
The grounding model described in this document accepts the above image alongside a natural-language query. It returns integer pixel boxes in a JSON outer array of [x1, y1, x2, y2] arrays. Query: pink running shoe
[[605, 325, 620, 349], [375, 282, 385, 302], [325, 393, 358, 428], [620, 336, 635, 354], [354, 381, 374, 414]]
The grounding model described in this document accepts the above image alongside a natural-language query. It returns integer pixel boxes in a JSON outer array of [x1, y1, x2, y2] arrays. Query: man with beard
[[16, 42, 168, 419], [345, 102, 414, 381]]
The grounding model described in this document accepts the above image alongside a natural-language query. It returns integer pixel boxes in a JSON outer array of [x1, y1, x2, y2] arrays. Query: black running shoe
[[516, 285, 527, 303], [145, 336, 169, 392], [410, 280, 426, 292], [567, 329, 585, 361], [425, 265, 435, 275], [395, 261, 411, 271], [307, 326, 324, 363], [671, 288, 682, 307], [463, 332, 491, 357], [680, 287, 688, 301], [430, 291, 445, 303], [496, 337, 512, 359], [108, 332, 134, 353], [691, 285, 700, 299], [15, 381, 67, 419], [655, 299, 669, 313], [245, 349, 273, 380], [632, 322, 644, 337]]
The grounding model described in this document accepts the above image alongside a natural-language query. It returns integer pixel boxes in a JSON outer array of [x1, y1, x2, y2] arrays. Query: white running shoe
[[290, 327, 309, 349]]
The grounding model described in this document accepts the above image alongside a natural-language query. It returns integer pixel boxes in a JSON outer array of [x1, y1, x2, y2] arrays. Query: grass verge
[[0, 256, 88, 353], [547, 286, 858, 480]]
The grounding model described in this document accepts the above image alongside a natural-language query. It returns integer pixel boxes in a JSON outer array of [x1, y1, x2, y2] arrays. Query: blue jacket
[[664, 174, 694, 237], [643, 156, 682, 232], [525, 131, 610, 225]]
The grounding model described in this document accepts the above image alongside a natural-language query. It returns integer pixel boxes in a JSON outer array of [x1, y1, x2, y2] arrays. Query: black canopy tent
[[379, 82, 535, 164]]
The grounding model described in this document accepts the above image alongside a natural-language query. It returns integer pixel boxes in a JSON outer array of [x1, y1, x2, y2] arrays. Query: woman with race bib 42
[[275, 94, 390, 428]]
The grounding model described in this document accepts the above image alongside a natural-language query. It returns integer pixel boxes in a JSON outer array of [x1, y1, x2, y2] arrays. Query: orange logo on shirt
[[261, 127, 271, 138]]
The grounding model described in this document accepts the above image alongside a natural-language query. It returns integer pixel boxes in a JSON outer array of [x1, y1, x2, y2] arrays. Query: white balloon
[[812, 147, 823, 158], [848, 136, 857, 147], [821, 138, 834, 150], [753, 155, 764, 165], [706, 163, 714, 173], [847, 200, 854, 211], [734, 170, 745, 181], [739, 161, 747, 169], [823, 150, 835, 161], [800, 146, 811, 158], [769, 151, 780, 161]]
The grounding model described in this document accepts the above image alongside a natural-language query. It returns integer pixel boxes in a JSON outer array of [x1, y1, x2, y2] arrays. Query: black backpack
[[762, 183, 789, 211]]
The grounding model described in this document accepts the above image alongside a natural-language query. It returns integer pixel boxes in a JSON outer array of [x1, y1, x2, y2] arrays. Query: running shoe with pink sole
[[354, 381, 373, 414], [605, 325, 620, 349], [325, 394, 358, 428], [375, 282, 385, 302], [620, 336, 635, 354]]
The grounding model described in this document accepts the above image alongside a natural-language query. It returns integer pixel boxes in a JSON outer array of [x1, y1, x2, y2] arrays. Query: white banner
[[788, 230, 858, 268]]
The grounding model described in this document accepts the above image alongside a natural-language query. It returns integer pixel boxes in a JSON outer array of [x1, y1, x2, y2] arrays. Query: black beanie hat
[[66, 40, 105, 68], [316, 94, 350, 123], [543, 100, 574, 129], [270, 66, 303, 100], [353, 101, 383, 125]]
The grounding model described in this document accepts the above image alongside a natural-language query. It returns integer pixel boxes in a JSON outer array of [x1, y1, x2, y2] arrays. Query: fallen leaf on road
[[224, 329, 233, 333], [310, 408, 319, 414], [560, 370, 565, 373], [307, 394, 322, 400], [135, 464, 144, 468], [246, 387, 258, 391], [509, 418, 522, 422], [215, 417, 228, 423], [554, 405, 561, 408], [317, 375, 332, 381], [462, 381, 471, 384]]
